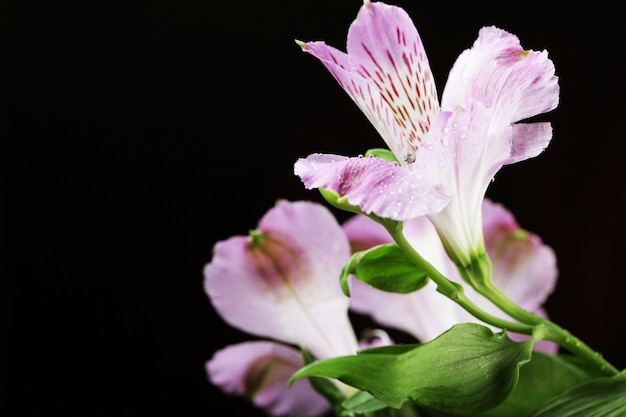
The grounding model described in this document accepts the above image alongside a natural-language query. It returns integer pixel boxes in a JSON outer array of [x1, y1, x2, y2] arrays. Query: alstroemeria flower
[[207, 341, 331, 417], [204, 200, 362, 416], [294, 0, 559, 266], [204, 199, 358, 362], [345, 199, 559, 353], [207, 331, 394, 417]]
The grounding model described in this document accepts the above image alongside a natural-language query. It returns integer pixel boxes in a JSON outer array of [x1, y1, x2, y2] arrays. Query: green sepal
[[355, 244, 429, 294], [457, 251, 492, 289], [290, 323, 533, 415], [365, 148, 398, 162], [318, 187, 366, 215], [526, 369, 626, 417]]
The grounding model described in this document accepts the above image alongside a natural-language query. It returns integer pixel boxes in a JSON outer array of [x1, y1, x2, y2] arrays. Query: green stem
[[384, 219, 619, 377], [474, 278, 619, 376], [383, 222, 535, 336]]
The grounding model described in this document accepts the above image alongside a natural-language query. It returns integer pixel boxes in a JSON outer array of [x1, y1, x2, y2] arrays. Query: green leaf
[[339, 251, 362, 297], [342, 390, 389, 413], [355, 244, 429, 294], [300, 347, 346, 404], [526, 369, 626, 417], [476, 352, 600, 416], [365, 148, 398, 162], [290, 323, 533, 415]]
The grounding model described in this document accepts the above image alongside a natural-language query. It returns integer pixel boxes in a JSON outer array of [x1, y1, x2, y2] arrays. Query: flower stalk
[[460, 261, 620, 376], [384, 217, 619, 377]]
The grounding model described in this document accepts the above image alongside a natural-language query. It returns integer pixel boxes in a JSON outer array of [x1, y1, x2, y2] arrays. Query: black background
[[3, 1, 625, 416]]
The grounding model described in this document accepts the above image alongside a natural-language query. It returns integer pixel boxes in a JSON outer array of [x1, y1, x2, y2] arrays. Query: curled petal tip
[[295, 39, 307, 50]]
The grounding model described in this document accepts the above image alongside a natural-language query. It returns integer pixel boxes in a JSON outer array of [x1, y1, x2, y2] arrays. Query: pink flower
[[204, 200, 361, 416], [207, 341, 331, 417], [204, 200, 358, 361], [345, 199, 559, 354], [294, 1, 559, 267]]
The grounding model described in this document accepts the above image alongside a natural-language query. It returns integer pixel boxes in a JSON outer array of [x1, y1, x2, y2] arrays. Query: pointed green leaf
[[300, 347, 346, 405], [355, 244, 428, 294], [290, 323, 533, 415], [339, 251, 362, 297], [477, 352, 600, 416], [527, 369, 626, 417]]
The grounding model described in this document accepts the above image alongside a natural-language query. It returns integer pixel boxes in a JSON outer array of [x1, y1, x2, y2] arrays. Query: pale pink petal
[[345, 1, 439, 154], [358, 328, 394, 349], [204, 200, 358, 360], [207, 341, 330, 417], [342, 213, 392, 253], [482, 199, 558, 314], [441, 26, 559, 124], [508, 122, 553, 164], [302, 41, 412, 161], [294, 154, 451, 220], [300, 1, 439, 161], [351, 278, 459, 342]]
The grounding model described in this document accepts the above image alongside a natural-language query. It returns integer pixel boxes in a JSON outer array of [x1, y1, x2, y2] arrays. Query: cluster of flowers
[[203, 1, 623, 416], [206, 198, 556, 416]]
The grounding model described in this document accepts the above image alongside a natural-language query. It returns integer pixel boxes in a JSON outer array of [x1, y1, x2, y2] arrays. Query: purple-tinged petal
[[342, 212, 392, 253], [207, 341, 330, 417], [441, 26, 559, 125], [294, 153, 451, 220], [302, 41, 411, 160], [507, 122, 553, 164], [358, 328, 394, 349], [204, 200, 358, 360], [482, 199, 558, 314], [413, 100, 506, 265], [300, 1, 439, 162], [350, 277, 460, 343]]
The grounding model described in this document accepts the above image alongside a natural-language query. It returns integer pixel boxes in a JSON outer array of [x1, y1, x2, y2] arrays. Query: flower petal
[[301, 42, 410, 160], [294, 154, 451, 220], [204, 200, 358, 359], [482, 199, 558, 314], [300, 1, 439, 161], [441, 26, 559, 125], [207, 341, 331, 417], [508, 122, 553, 164]]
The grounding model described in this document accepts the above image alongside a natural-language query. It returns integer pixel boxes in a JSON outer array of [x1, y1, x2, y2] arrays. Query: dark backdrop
[[3, 1, 625, 416]]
